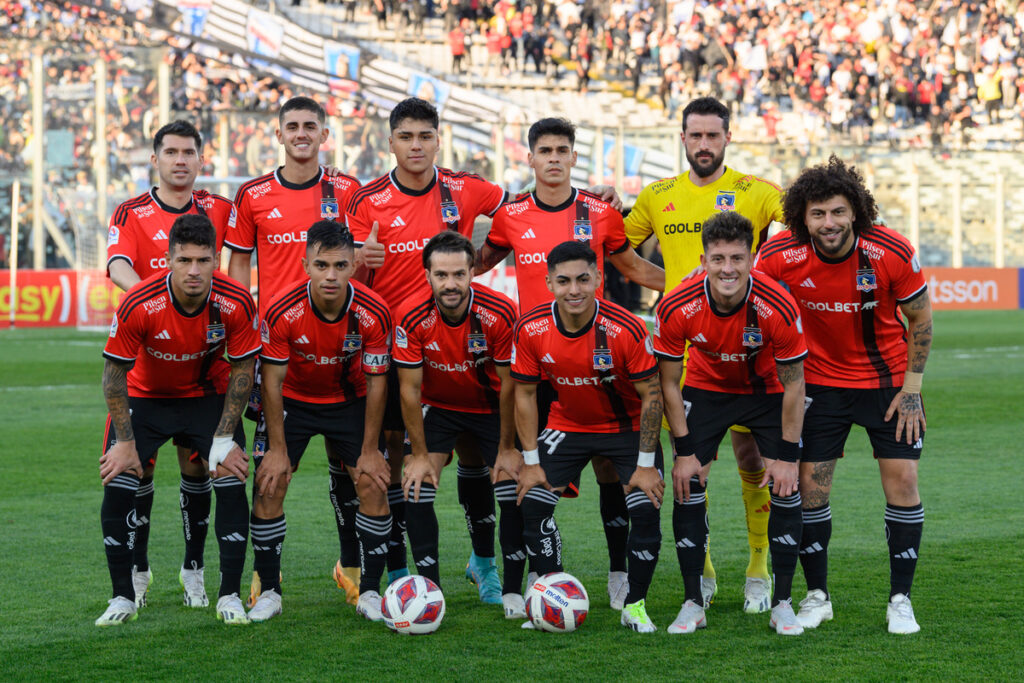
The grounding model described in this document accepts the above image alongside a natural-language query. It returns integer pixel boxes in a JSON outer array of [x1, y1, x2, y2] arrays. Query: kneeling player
[[97, 214, 258, 626], [654, 211, 808, 635], [512, 241, 665, 633], [254, 221, 394, 622], [395, 232, 527, 616]]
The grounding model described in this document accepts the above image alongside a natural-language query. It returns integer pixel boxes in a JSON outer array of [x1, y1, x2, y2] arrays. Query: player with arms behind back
[[654, 211, 808, 636], [754, 155, 932, 634], [624, 96, 786, 612], [512, 241, 665, 633], [97, 214, 259, 626]]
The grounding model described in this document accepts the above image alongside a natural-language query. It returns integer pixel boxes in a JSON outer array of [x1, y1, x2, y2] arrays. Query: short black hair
[[389, 97, 439, 131], [169, 214, 216, 253], [783, 155, 878, 244], [306, 220, 354, 254], [153, 120, 202, 153], [681, 96, 731, 133], [701, 211, 754, 251], [422, 230, 474, 269], [528, 117, 576, 151], [546, 240, 597, 271], [279, 96, 326, 125]]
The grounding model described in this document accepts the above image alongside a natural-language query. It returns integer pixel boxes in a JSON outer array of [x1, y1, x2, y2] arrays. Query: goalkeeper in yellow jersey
[[624, 97, 784, 614]]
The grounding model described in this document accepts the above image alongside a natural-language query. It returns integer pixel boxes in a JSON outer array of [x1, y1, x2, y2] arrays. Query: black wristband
[[778, 439, 801, 463], [673, 434, 695, 458]]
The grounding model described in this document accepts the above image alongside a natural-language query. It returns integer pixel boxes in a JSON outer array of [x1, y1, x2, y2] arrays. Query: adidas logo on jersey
[[691, 333, 708, 343], [391, 215, 406, 227], [521, 228, 537, 239], [155, 330, 171, 340], [541, 353, 555, 363], [152, 229, 168, 241], [266, 208, 283, 220], [295, 335, 310, 344], [425, 341, 441, 351], [799, 278, 816, 288], [662, 203, 676, 212]]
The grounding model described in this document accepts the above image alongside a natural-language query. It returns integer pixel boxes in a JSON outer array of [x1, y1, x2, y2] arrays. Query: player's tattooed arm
[[636, 373, 663, 453], [888, 290, 932, 442], [775, 359, 806, 445], [474, 242, 510, 276], [902, 291, 933, 373], [215, 357, 255, 437], [102, 359, 134, 441]]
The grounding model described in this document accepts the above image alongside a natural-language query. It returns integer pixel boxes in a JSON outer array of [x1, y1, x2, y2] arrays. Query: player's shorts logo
[[206, 323, 226, 344], [573, 220, 593, 241], [343, 334, 363, 354], [715, 191, 736, 211], [593, 348, 613, 369], [440, 201, 460, 225], [321, 199, 339, 220], [856, 269, 877, 292], [742, 327, 763, 348], [468, 333, 487, 354]]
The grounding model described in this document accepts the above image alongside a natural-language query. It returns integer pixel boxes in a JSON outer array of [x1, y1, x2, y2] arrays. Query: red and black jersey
[[228, 167, 361, 316], [486, 189, 629, 312], [393, 283, 516, 414], [107, 188, 232, 280], [103, 271, 260, 398], [653, 272, 807, 394], [260, 279, 391, 404], [754, 225, 927, 389], [345, 166, 507, 310], [512, 298, 657, 434]]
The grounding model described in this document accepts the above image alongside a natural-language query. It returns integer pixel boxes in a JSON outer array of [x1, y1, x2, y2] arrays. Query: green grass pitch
[[0, 311, 1021, 681]]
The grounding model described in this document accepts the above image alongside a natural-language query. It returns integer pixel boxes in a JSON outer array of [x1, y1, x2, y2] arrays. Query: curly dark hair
[[783, 155, 879, 244]]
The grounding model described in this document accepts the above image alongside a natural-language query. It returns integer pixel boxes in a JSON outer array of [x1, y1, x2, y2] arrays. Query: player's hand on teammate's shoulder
[[99, 440, 143, 485], [323, 165, 345, 176], [255, 446, 292, 498], [492, 447, 524, 484], [402, 453, 437, 502], [627, 465, 665, 509], [354, 447, 390, 494], [515, 463, 553, 504], [761, 458, 798, 497], [588, 184, 623, 211], [359, 221, 386, 269], [671, 453, 703, 502]]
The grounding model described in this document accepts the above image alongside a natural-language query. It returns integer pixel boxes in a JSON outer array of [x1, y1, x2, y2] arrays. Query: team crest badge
[[206, 323, 226, 344], [856, 269, 877, 292], [320, 199, 339, 220], [742, 327, 763, 348], [573, 220, 593, 241], [468, 333, 487, 354], [593, 348, 613, 370], [715, 191, 736, 212], [440, 200, 460, 225], [343, 334, 362, 353]]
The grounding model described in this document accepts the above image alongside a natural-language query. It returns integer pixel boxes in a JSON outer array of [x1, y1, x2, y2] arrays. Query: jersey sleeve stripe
[[392, 358, 424, 368], [346, 176, 392, 213], [227, 346, 261, 362], [111, 193, 151, 226], [862, 228, 914, 261], [223, 239, 254, 254], [264, 287, 308, 327], [512, 306, 552, 335], [757, 236, 802, 259], [655, 284, 704, 319], [628, 364, 658, 381], [107, 255, 132, 268], [398, 299, 434, 331], [260, 355, 290, 364], [485, 189, 509, 217], [234, 172, 275, 201], [102, 351, 137, 363], [116, 280, 168, 317], [653, 349, 686, 361], [510, 370, 542, 383], [600, 307, 650, 341], [775, 350, 808, 364], [473, 290, 518, 325], [895, 283, 928, 304], [751, 283, 800, 323]]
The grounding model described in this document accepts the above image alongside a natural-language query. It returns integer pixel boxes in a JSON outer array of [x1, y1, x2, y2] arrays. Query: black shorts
[[382, 365, 404, 432], [423, 405, 500, 467], [682, 386, 785, 466], [801, 384, 925, 462], [282, 396, 379, 468], [103, 395, 247, 469], [537, 429, 664, 489]]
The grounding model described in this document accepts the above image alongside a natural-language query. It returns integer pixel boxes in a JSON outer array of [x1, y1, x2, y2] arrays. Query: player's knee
[[881, 461, 919, 503], [730, 431, 763, 470], [356, 486, 389, 516]]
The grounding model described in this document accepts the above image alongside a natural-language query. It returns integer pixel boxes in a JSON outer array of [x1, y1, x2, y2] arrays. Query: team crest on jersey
[[395, 325, 408, 349], [440, 201, 460, 225], [742, 327, 763, 348], [856, 269, 877, 292], [467, 333, 487, 355], [207, 323, 226, 344], [321, 199, 340, 220], [593, 348, 613, 370], [107, 225, 120, 246], [343, 334, 362, 354], [573, 220, 593, 241], [715, 191, 736, 212]]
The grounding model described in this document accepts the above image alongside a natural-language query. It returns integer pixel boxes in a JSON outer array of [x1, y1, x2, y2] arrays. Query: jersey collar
[[811, 235, 859, 265], [390, 166, 437, 197], [150, 187, 195, 214], [532, 188, 577, 212], [307, 280, 354, 324], [704, 274, 753, 317], [437, 287, 473, 327], [167, 272, 211, 318], [552, 298, 599, 338], [275, 166, 324, 191]]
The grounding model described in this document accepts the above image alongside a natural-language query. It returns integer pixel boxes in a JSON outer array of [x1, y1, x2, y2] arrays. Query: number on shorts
[[539, 428, 566, 455]]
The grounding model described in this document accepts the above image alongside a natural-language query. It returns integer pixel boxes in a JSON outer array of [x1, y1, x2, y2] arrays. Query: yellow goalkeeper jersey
[[624, 166, 784, 293]]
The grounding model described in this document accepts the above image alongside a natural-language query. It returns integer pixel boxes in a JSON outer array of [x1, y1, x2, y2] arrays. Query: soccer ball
[[525, 572, 589, 633], [382, 575, 446, 635]]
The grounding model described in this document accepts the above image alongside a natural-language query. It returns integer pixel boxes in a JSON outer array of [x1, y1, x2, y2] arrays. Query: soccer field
[[0, 310, 1021, 681]]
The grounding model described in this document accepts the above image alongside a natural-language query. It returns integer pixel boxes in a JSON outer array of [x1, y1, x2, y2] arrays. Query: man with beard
[[623, 96, 785, 614]]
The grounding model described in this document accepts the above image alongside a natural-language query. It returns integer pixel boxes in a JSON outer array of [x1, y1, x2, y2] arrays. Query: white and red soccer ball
[[382, 575, 446, 635], [526, 572, 590, 632]]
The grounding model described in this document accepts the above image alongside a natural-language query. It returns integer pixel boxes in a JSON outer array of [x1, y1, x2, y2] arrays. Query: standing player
[[754, 156, 932, 634], [96, 214, 259, 626], [395, 232, 526, 617], [106, 120, 234, 610], [512, 241, 665, 633], [226, 96, 367, 605], [477, 116, 665, 610], [654, 211, 807, 636], [624, 96, 785, 612], [345, 97, 510, 597], [251, 221, 393, 623]]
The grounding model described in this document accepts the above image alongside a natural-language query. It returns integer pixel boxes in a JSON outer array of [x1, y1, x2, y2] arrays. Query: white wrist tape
[[208, 436, 236, 472], [637, 451, 656, 468], [523, 448, 540, 466]]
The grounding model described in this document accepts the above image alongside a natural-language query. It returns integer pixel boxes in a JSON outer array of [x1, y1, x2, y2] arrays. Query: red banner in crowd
[[0, 270, 124, 327]]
